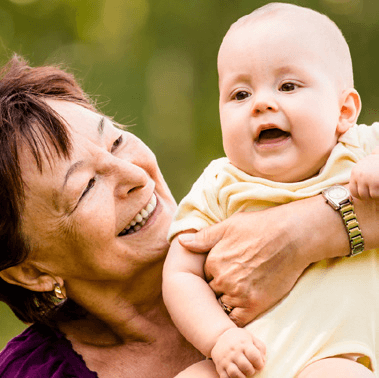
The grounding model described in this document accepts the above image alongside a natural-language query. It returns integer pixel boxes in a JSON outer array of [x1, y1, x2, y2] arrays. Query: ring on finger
[[218, 297, 234, 315]]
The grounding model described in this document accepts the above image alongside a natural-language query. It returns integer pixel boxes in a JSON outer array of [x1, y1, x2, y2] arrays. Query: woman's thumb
[[178, 223, 225, 252]]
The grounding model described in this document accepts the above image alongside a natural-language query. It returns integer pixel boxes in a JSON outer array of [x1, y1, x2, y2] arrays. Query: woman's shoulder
[[0, 323, 98, 378]]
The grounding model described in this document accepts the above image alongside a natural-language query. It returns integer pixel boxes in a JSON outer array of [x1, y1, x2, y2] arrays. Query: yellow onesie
[[168, 124, 379, 377]]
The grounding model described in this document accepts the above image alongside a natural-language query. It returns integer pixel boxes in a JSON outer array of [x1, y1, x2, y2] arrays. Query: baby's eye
[[111, 135, 123, 152], [234, 91, 251, 101], [235, 91, 250, 100], [280, 82, 298, 92]]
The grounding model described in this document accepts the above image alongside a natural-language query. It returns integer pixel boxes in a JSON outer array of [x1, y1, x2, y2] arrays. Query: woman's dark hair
[[0, 54, 96, 324]]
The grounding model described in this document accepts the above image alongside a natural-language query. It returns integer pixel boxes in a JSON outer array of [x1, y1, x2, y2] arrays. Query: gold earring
[[54, 283, 66, 299]]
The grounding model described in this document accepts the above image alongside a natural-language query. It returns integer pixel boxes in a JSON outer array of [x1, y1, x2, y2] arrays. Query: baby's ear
[[0, 261, 58, 293], [336, 88, 361, 135]]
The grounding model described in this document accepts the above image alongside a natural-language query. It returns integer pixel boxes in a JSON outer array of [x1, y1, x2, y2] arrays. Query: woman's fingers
[[178, 222, 226, 253]]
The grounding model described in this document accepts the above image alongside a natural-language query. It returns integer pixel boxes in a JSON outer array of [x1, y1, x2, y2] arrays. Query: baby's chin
[[227, 159, 305, 183]]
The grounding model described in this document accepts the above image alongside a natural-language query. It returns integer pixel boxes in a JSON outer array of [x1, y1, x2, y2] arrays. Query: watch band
[[339, 201, 364, 256]]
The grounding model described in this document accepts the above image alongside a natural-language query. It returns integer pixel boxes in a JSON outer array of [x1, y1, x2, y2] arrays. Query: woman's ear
[[336, 88, 361, 135], [0, 261, 58, 293]]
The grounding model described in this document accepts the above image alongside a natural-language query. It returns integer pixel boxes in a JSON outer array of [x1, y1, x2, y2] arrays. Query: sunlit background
[[1, 0, 378, 348]]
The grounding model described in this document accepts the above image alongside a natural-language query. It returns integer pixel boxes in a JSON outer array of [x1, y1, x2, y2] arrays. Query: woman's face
[[20, 100, 177, 284]]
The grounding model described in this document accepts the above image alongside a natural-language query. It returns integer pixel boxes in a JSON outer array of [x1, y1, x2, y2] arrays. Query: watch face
[[328, 186, 349, 200]]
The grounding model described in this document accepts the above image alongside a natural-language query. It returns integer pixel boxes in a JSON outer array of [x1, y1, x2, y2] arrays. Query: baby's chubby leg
[[174, 359, 219, 378], [297, 357, 375, 378]]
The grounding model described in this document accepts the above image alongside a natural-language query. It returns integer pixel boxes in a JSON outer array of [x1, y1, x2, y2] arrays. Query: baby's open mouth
[[256, 128, 290, 144], [118, 194, 157, 236]]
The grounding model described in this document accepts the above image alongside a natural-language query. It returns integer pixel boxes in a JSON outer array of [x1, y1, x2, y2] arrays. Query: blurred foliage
[[1, 0, 379, 349]]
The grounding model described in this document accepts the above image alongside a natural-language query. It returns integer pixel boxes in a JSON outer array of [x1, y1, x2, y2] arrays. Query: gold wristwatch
[[322, 185, 364, 257]]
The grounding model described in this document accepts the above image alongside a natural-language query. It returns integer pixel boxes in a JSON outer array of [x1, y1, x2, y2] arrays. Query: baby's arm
[[350, 147, 379, 199], [163, 234, 265, 377]]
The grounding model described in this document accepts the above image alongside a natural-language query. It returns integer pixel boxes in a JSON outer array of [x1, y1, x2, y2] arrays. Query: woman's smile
[[118, 193, 157, 236]]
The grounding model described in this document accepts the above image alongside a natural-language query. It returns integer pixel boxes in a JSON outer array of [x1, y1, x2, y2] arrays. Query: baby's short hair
[[223, 2, 354, 89]]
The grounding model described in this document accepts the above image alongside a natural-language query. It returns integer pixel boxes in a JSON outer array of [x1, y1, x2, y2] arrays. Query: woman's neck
[[59, 295, 203, 378], [59, 293, 172, 346], [59, 261, 170, 345], [57, 261, 203, 377]]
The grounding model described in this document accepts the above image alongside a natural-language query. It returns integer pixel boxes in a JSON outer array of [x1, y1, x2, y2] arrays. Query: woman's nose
[[251, 91, 278, 115], [112, 158, 148, 199]]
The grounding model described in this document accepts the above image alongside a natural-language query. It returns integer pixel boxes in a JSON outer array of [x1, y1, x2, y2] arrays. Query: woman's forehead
[[45, 99, 103, 134], [17, 101, 96, 188]]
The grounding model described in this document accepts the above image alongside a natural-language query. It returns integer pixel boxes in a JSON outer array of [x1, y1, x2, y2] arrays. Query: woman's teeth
[[118, 194, 157, 236]]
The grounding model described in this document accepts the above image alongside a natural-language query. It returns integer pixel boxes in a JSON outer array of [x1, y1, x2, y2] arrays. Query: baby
[[163, 3, 379, 378]]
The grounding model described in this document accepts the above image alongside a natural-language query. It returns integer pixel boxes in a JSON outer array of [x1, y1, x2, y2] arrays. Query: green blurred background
[[1, 0, 379, 348]]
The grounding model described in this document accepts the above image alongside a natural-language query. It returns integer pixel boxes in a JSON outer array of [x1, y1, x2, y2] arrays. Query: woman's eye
[[280, 82, 297, 92], [234, 91, 251, 101], [111, 135, 123, 152], [81, 178, 96, 199]]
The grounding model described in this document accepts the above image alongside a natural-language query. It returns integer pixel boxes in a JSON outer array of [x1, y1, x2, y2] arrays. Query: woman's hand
[[179, 210, 306, 326], [179, 195, 351, 327]]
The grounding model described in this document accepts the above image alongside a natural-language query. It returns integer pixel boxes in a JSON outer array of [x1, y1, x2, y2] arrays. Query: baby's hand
[[350, 147, 379, 200], [211, 328, 265, 378]]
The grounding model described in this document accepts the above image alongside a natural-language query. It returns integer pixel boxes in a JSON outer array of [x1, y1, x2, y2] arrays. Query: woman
[[0, 55, 377, 377]]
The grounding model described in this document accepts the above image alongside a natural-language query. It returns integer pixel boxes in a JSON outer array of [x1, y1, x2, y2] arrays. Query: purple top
[[0, 323, 98, 377]]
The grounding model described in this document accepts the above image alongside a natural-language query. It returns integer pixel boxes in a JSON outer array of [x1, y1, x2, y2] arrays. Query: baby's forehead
[[229, 6, 335, 46], [220, 4, 353, 88]]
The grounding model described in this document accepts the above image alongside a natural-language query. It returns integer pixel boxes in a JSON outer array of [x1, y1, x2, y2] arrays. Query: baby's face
[[218, 17, 345, 182]]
